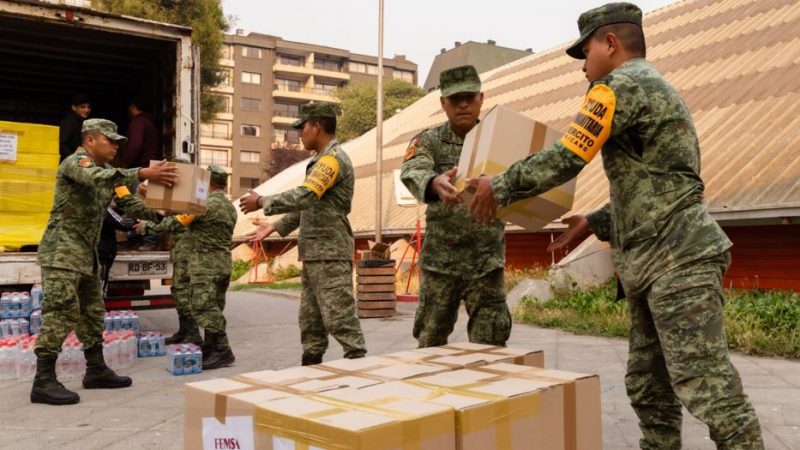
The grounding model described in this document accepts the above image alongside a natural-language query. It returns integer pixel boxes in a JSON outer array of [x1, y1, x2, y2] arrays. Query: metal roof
[[235, 0, 800, 239]]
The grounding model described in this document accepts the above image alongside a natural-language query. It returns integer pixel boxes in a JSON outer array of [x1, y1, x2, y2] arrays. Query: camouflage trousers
[[625, 251, 764, 450], [190, 273, 230, 347], [414, 268, 511, 348], [35, 267, 105, 358], [171, 260, 191, 317], [300, 260, 366, 359]]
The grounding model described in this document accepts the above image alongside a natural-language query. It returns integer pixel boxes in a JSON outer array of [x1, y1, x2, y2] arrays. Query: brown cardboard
[[254, 395, 456, 450], [364, 362, 451, 380], [144, 161, 210, 213], [427, 352, 509, 369], [478, 363, 603, 450], [443, 342, 501, 352], [454, 105, 576, 232], [485, 346, 546, 367]]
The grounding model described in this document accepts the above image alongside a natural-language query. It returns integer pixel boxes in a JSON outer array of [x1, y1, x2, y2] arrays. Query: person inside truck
[[58, 93, 91, 163]]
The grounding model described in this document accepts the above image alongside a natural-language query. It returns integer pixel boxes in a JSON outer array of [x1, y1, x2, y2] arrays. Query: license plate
[[128, 261, 168, 276]]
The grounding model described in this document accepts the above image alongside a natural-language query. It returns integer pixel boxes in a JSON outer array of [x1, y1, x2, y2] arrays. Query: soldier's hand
[[133, 221, 146, 235], [136, 183, 148, 197], [546, 215, 590, 253], [245, 223, 276, 242], [139, 160, 179, 187], [239, 190, 262, 214], [466, 175, 497, 225], [432, 166, 462, 205]]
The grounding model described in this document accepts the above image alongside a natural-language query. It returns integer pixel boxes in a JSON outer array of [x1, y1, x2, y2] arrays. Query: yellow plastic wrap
[[0, 121, 59, 250]]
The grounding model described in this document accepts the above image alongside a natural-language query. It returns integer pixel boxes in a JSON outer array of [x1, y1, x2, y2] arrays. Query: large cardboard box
[[144, 161, 209, 213], [478, 363, 602, 450], [254, 395, 456, 450], [454, 105, 576, 231]]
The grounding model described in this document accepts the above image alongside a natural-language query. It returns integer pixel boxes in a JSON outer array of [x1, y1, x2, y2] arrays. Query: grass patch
[[505, 266, 549, 292], [231, 281, 303, 292], [231, 260, 251, 281], [514, 279, 800, 359]]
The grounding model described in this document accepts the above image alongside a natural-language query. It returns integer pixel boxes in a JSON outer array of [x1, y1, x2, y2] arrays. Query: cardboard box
[[478, 363, 602, 450], [454, 105, 576, 231], [426, 352, 510, 370], [144, 161, 209, 213], [317, 355, 400, 374], [254, 395, 456, 450], [364, 362, 451, 380], [485, 346, 545, 368]]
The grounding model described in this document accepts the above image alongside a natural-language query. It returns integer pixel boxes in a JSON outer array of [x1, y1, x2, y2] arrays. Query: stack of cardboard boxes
[[184, 343, 601, 450], [0, 121, 59, 250]]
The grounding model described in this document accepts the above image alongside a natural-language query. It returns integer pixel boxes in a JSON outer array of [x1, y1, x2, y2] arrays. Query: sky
[[221, 0, 677, 85]]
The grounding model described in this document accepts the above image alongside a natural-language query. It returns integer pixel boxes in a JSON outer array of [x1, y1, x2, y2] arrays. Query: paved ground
[[0, 289, 798, 450]]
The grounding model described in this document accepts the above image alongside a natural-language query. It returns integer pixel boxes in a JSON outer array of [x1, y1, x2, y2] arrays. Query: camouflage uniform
[[400, 66, 511, 348], [36, 134, 141, 358], [490, 4, 763, 448], [142, 218, 191, 317], [260, 102, 366, 361]]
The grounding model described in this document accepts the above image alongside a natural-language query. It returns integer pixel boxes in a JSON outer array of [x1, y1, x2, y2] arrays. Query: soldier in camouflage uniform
[[33, 119, 178, 405], [468, 4, 764, 449], [162, 165, 237, 369], [240, 102, 366, 366], [400, 66, 511, 348]]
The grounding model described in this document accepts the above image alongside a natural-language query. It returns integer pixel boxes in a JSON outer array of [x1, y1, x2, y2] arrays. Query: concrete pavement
[[0, 289, 798, 449]]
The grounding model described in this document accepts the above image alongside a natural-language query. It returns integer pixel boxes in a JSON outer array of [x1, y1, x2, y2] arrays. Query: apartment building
[[201, 31, 417, 197]]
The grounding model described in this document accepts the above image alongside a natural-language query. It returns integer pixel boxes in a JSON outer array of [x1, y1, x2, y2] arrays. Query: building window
[[219, 95, 232, 113], [240, 150, 260, 164], [314, 59, 341, 72], [241, 46, 262, 59], [393, 70, 414, 82], [221, 44, 234, 60], [274, 78, 302, 92], [200, 122, 230, 140], [274, 103, 299, 117], [199, 148, 229, 166], [313, 83, 339, 95], [241, 124, 260, 137], [241, 71, 262, 85], [277, 54, 303, 66], [349, 62, 378, 75], [273, 129, 299, 145], [240, 177, 261, 190], [219, 69, 232, 87], [241, 97, 261, 111]]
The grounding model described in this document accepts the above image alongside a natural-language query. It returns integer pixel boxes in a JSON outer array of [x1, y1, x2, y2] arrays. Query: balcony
[[273, 62, 349, 81], [272, 85, 340, 103], [199, 135, 233, 148], [271, 141, 304, 150], [272, 115, 297, 126]]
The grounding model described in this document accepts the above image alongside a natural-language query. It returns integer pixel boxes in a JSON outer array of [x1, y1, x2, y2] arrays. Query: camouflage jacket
[[38, 148, 140, 275], [171, 190, 236, 276], [492, 58, 731, 295], [400, 122, 505, 279], [141, 216, 190, 263], [262, 139, 355, 261]]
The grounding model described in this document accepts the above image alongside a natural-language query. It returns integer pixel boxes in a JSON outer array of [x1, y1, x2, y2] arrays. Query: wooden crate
[[357, 300, 397, 310], [356, 267, 396, 276], [357, 308, 396, 318], [357, 292, 396, 301], [356, 275, 395, 284], [357, 283, 396, 293]]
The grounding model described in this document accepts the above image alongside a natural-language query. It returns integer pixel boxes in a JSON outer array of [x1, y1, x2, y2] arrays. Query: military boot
[[202, 331, 235, 370], [30, 356, 80, 405], [82, 344, 132, 389], [181, 315, 203, 346], [301, 353, 323, 366], [164, 313, 188, 345]]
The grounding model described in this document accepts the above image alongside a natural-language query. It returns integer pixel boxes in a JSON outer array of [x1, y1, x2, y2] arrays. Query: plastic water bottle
[[167, 345, 182, 375], [8, 293, 19, 318], [0, 342, 13, 379], [153, 332, 164, 356], [20, 293, 31, 317], [191, 344, 202, 374], [30, 285, 42, 311], [0, 293, 10, 319], [130, 311, 140, 336], [18, 319, 29, 336], [16, 338, 36, 380], [138, 332, 150, 357], [29, 310, 42, 335]]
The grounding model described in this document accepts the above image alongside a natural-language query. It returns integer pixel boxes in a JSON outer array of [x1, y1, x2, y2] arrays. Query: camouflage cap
[[439, 65, 481, 97], [207, 164, 229, 186], [291, 102, 339, 129], [566, 2, 643, 59], [82, 118, 127, 143]]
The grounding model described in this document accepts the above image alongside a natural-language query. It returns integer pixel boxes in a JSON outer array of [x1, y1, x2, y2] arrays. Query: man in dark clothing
[[59, 93, 91, 163], [123, 99, 161, 169], [97, 203, 140, 296]]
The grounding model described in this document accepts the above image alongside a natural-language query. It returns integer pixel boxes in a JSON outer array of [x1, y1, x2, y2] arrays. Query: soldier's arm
[[113, 186, 161, 221], [259, 154, 340, 215], [585, 204, 612, 242], [491, 76, 645, 207], [399, 132, 439, 203], [273, 212, 301, 237], [63, 157, 140, 190], [141, 216, 182, 236]]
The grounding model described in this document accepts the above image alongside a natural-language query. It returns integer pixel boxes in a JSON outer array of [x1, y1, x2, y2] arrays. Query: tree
[[92, 0, 227, 122], [334, 79, 425, 143], [264, 148, 313, 179]]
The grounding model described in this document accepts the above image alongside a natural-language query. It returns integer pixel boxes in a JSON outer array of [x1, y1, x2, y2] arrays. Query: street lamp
[[375, 0, 384, 244]]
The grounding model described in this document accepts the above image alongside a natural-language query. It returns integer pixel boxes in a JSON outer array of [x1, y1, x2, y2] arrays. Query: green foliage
[[231, 282, 303, 292], [514, 279, 800, 359], [230, 259, 250, 282], [504, 266, 549, 293], [92, 0, 228, 121], [334, 79, 426, 142], [274, 264, 301, 282]]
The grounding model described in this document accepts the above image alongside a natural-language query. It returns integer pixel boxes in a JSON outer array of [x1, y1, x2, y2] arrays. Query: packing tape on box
[[477, 368, 580, 450], [211, 378, 293, 424], [408, 379, 541, 450], [255, 392, 451, 450]]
